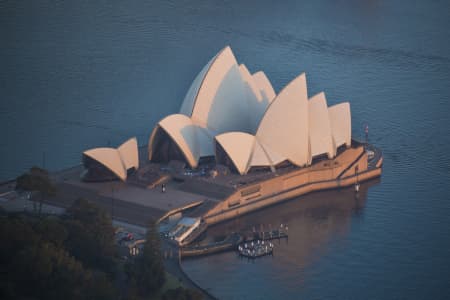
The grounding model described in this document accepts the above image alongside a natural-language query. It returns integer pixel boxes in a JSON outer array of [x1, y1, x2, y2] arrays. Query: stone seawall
[[203, 146, 382, 225], [204, 168, 381, 225]]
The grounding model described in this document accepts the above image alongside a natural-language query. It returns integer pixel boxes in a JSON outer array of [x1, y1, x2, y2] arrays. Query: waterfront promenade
[[44, 165, 216, 226]]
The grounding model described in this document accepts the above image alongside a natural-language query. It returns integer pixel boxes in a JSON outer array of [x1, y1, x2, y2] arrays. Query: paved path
[[53, 165, 211, 218]]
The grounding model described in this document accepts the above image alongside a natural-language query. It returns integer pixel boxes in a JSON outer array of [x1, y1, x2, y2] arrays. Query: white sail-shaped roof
[[329, 102, 351, 148], [256, 73, 310, 166], [308, 92, 335, 159], [180, 53, 217, 117], [148, 46, 274, 168], [258, 141, 286, 166], [118, 137, 139, 170], [215, 132, 255, 175], [247, 140, 285, 172], [216, 132, 289, 174], [252, 71, 276, 103], [83, 137, 140, 181], [239, 64, 272, 132], [83, 148, 127, 181], [216, 74, 311, 173], [152, 114, 200, 168], [239, 64, 262, 102], [195, 126, 215, 157], [147, 46, 353, 174], [248, 140, 272, 168], [185, 46, 250, 133]]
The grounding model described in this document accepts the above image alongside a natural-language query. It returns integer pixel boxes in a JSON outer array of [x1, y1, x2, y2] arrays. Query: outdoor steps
[[184, 200, 217, 218]]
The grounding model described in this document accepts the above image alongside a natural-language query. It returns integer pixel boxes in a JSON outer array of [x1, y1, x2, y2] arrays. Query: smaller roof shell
[[252, 71, 276, 102], [308, 92, 335, 159], [328, 102, 351, 148], [215, 132, 255, 175], [83, 148, 127, 181], [118, 137, 139, 170]]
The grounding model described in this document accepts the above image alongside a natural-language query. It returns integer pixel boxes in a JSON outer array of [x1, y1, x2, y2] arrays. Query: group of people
[[238, 239, 274, 258]]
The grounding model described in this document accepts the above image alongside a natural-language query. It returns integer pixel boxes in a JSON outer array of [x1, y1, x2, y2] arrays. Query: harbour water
[[1, 1, 450, 299]]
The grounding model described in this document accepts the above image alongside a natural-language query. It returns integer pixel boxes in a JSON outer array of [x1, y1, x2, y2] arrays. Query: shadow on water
[[182, 179, 380, 299], [206, 178, 380, 239]]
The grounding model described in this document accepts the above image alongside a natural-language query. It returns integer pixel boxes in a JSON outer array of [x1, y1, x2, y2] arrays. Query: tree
[[0, 212, 119, 300], [162, 287, 204, 300], [65, 198, 116, 273], [15, 166, 56, 216], [126, 222, 166, 297], [35, 216, 68, 247]]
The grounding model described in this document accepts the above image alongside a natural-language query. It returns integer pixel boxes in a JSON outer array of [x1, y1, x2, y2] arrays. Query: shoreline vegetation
[[0, 167, 203, 300]]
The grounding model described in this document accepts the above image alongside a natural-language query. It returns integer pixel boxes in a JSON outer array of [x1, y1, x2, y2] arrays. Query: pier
[[250, 228, 289, 242], [178, 224, 289, 258], [180, 233, 243, 257]]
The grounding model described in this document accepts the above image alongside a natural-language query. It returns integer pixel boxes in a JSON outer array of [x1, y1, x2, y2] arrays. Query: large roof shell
[[256, 73, 310, 166], [147, 46, 353, 174], [239, 64, 271, 133], [153, 114, 200, 168], [308, 92, 335, 159], [149, 46, 275, 169], [180, 53, 217, 117], [183, 46, 251, 134]]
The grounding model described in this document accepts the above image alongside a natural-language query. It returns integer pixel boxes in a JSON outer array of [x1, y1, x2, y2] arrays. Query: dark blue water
[[1, 1, 450, 299]]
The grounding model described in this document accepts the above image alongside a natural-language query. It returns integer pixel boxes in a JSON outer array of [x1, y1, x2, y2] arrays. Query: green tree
[[162, 287, 204, 300], [65, 198, 116, 273], [126, 222, 166, 297], [35, 216, 68, 247], [15, 166, 56, 215], [0, 213, 119, 300]]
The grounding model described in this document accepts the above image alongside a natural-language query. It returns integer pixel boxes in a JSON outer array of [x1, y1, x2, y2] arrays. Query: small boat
[[237, 240, 274, 258]]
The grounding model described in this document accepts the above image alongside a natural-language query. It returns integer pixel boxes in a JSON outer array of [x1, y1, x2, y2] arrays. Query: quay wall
[[203, 146, 380, 225]]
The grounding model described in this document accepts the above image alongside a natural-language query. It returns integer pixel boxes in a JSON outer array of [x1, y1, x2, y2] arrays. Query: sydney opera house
[[82, 46, 382, 237], [83, 46, 354, 179], [148, 46, 351, 175]]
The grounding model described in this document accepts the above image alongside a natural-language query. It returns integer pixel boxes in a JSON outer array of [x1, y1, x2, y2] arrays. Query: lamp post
[[364, 124, 369, 144]]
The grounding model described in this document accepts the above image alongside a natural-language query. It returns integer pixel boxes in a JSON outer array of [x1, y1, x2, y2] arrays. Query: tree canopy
[[125, 221, 166, 297], [0, 197, 202, 299], [15, 166, 56, 196], [65, 198, 116, 273], [0, 213, 117, 300]]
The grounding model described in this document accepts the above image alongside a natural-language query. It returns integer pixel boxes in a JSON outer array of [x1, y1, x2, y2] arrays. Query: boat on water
[[238, 240, 274, 258]]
